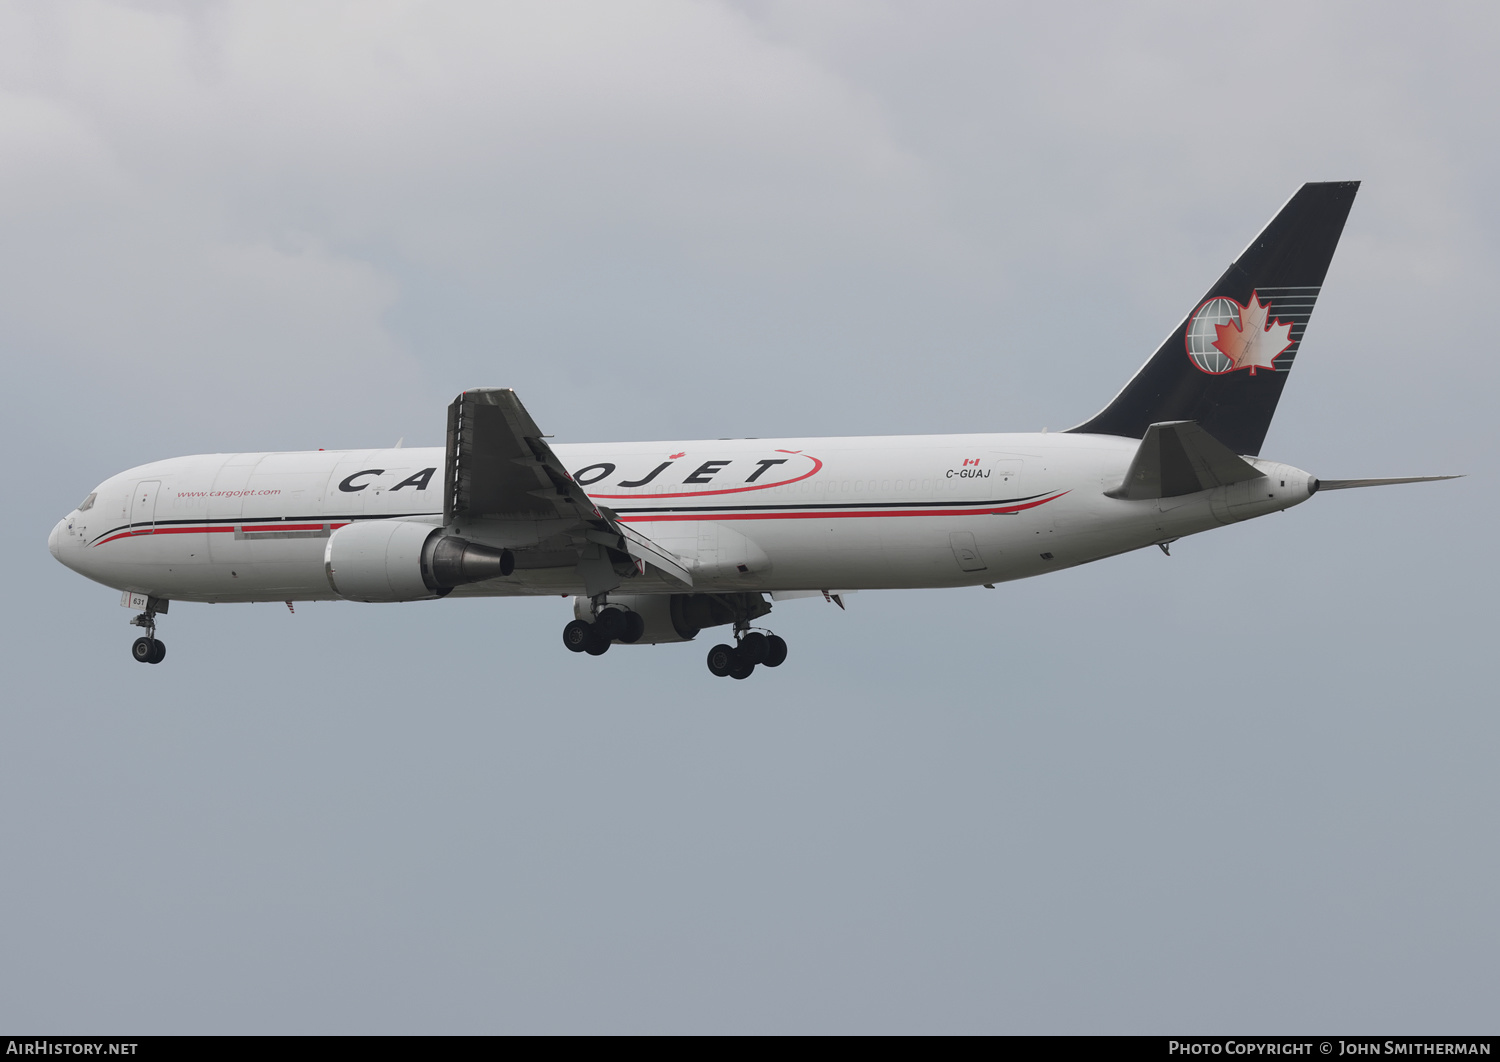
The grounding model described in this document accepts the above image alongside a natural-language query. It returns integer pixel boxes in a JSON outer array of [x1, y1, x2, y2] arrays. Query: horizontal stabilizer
[[1314, 476, 1462, 491], [1106, 420, 1265, 500]]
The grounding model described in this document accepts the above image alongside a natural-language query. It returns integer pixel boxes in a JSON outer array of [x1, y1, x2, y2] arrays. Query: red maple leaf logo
[[1212, 291, 1294, 375], [668, 451, 686, 459]]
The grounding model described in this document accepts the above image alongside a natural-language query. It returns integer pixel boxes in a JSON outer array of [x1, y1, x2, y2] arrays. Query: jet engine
[[325, 520, 514, 602]]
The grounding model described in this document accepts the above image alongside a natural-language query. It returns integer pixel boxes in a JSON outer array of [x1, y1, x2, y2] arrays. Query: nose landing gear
[[131, 635, 165, 664], [128, 606, 166, 665]]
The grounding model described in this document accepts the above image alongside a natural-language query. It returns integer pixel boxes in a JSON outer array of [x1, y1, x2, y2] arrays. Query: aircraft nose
[[48, 516, 80, 567]]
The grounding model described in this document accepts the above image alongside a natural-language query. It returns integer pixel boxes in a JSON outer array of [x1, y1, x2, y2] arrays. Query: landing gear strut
[[128, 606, 166, 664]]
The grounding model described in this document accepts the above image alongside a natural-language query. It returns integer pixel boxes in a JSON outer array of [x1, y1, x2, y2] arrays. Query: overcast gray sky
[[2, 0, 1495, 1034]]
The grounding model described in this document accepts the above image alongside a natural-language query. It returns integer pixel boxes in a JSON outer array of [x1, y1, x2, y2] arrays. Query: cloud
[[0, 1, 963, 442], [3, 0, 1496, 449]]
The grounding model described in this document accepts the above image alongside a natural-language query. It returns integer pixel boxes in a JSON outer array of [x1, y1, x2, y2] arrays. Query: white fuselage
[[48, 432, 1315, 603]]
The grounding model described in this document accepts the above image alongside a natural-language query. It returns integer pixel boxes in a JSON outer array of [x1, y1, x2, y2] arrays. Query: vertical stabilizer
[[1068, 181, 1358, 455]]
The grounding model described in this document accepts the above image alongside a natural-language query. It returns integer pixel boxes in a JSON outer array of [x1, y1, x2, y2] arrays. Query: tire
[[728, 658, 755, 680], [584, 629, 611, 655], [706, 643, 735, 677], [619, 611, 645, 644], [738, 632, 768, 665], [594, 608, 626, 642], [763, 635, 788, 668], [562, 619, 594, 653], [148, 639, 166, 664], [131, 637, 154, 663]]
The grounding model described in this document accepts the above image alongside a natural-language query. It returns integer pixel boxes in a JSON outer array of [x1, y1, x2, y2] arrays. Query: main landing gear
[[560, 593, 788, 678], [562, 605, 646, 656], [128, 606, 166, 664], [705, 629, 788, 680]]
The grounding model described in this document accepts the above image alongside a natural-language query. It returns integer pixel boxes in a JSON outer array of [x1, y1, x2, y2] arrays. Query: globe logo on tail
[[1185, 291, 1294, 375]]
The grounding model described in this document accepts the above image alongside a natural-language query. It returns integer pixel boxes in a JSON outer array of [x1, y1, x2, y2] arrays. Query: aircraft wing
[[444, 387, 602, 523], [1106, 420, 1265, 500], [443, 388, 691, 595]]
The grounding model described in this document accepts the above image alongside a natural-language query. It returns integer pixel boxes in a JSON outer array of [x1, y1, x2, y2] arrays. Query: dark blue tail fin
[[1068, 181, 1359, 456]]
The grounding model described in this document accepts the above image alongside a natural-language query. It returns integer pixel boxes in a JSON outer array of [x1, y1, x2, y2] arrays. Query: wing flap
[[583, 522, 693, 586], [615, 521, 694, 586]]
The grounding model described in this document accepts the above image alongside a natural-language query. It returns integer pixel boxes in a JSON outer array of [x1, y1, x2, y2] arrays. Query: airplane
[[48, 181, 1456, 677]]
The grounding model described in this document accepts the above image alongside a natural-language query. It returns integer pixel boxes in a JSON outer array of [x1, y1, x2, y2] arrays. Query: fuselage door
[[949, 531, 988, 572], [131, 480, 161, 534], [988, 460, 1021, 496]]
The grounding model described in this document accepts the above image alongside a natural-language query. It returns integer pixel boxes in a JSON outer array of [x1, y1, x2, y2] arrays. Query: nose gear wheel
[[128, 606, 167, 664]]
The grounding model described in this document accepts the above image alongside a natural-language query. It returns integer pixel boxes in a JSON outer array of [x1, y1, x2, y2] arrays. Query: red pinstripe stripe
[[92, 491, 1066, 545], [616, 492, 1066, 523], [93, 522, 351, 547]]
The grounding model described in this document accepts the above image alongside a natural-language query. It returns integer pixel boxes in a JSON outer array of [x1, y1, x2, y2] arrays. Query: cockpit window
[[78, 492, 96, 512]]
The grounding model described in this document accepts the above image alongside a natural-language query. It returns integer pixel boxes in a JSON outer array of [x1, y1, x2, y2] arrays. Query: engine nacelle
[[325, 520, 515, 603], [325, 520, 440, 602], [571, 592, 772, 644]]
